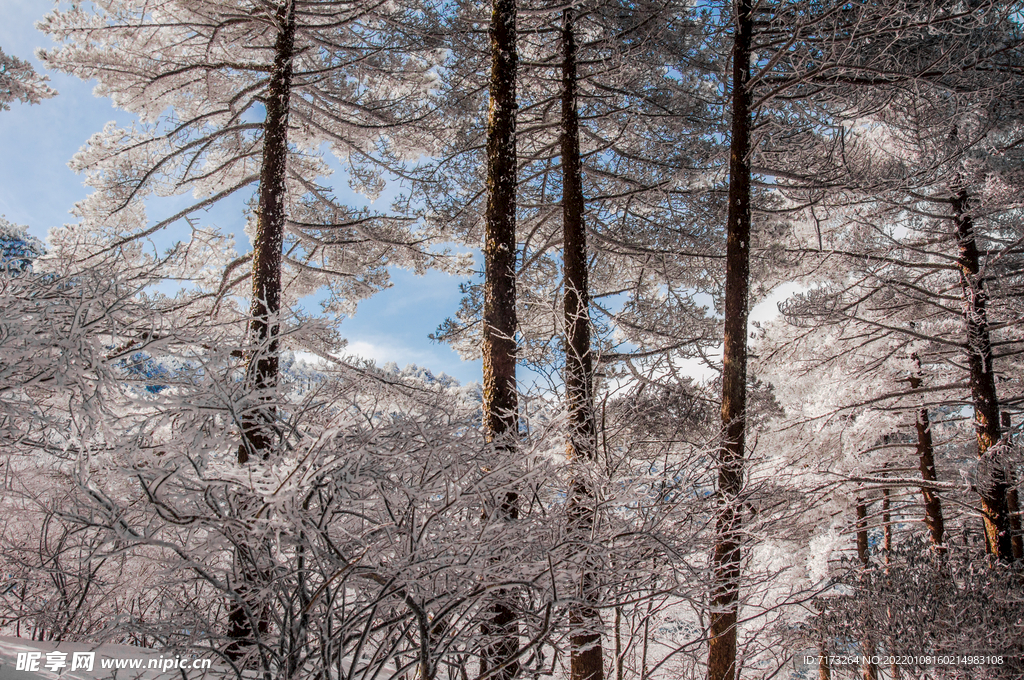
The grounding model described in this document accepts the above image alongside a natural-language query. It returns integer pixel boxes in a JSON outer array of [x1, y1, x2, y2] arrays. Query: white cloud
[[749, 281, 807, 325]]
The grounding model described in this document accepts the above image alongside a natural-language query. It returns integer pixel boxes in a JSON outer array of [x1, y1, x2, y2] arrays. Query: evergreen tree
[[0, 47, 55, 111], [40, 0, 448, 460]]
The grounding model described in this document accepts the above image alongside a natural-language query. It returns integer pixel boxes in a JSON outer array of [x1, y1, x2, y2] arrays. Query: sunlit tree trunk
[[707, 1, 752, 679], [479, 0, 520, 674], [952, 190, 1013, 561], [561, 8, 603, 680], [818, 651, 831, 680], [229, 0, 296, 662], [238, 0, 296, 464]]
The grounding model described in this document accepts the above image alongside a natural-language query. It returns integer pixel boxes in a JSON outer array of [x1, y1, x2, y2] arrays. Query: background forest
[[1, 1, 1024, 679]]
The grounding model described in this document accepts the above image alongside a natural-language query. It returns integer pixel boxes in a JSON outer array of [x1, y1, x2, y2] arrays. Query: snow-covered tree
[[695, 1, 1024, 676], [0, 47, 55, 111], [0, 217, 45, 272], [760, 1, 1024, 559], [39, 0, 452, 462]]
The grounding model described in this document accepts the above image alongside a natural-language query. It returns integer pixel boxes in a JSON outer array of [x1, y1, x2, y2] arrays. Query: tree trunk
[[818, 651, 831, 680], [479, 0, 519, 674], [228, 1, 296, 663], [707, 1, 752, 679], [952, 190, 1013, 561], [879, 451, 892, 562], [855, 498, 878, 680], [1000, 413, 1023, 560], [881, 486, 892, 560], [561, 9, 603, 680], [238, 0, 296, 464], [908, 362, 945, 550], [855, 498, 869, 566], [614, 607, 623, 680]]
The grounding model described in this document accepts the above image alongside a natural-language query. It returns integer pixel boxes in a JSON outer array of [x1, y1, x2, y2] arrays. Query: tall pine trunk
[[818, 651, 831, 680], [228, 0, 296, 662], [909, 359, 945, 550], [951, 190, 1013, 561], [855, 499, 878, 680], [228, 0, 296, 659], [238, 0, 296, 464], [479, 0, 519, 675], [707, 2, 752, 678], [1000, 413, 1023, 560], [561, 9, 603, 680]]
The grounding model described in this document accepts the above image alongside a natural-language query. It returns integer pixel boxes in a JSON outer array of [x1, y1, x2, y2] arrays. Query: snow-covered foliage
[[0, 47, 56, 111], [0, 217, 45, 273], [38, 0, 458, 318], [0, 234, 716, 678], [807, 538, 1024, 679], [4, 1, 1024, 679]]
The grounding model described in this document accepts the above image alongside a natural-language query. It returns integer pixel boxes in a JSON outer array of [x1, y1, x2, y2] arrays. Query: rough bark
[[908, 364, 945, 550], [818, 651, 831, 680], [1000, 413, 1023, 560], [561, 9, 603, 680], [237, 0, 296, 465], [855, 499, 878, 680], [614, 607, 623, 680], [482, 0, 519, 484], [952, 190, 1013, 561], [881, 486, 892, 558], [228, 1, 296, 663], [855, 499, 869, 566], [707, 2, 752, 679], [479, 0, 519, 674], [561, 12, 595, 480], [482, 0, 519, 453]]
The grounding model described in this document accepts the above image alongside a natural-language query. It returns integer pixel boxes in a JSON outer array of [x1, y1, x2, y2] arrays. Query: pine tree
[[560, 7, 603, 679], [40, 0, 451, 662], [707, 2, 752, 678], [0, 47, 55, 111], [478, 0, 521, 675], [705, 0, 1024, 672], [40, 0, 446, 461]]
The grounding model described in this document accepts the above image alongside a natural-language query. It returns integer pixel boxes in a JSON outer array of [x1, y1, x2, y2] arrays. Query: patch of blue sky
[[0, 5, 139, 235]]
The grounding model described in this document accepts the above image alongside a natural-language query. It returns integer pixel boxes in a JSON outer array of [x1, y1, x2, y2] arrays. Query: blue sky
[[0, 1, 482, 385]]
